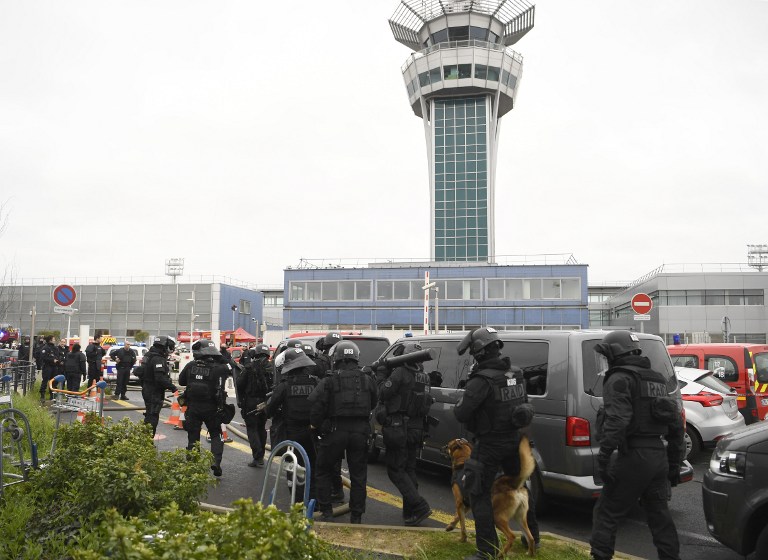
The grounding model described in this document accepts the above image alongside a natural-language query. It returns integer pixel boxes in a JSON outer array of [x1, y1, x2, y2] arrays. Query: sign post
[[631, 293, 654, 333], [53, 284, 77, 345]]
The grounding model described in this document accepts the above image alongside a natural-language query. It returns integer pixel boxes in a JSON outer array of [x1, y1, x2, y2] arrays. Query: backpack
[[64, 353, 81, 374]]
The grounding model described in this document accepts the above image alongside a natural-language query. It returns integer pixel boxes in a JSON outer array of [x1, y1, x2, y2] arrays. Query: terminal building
[[282, 257, 588, 332], [2, 277, 264, 342]]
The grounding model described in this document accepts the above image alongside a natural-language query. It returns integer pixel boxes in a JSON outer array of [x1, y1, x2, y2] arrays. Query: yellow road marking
[[150, 410, 463, 528]]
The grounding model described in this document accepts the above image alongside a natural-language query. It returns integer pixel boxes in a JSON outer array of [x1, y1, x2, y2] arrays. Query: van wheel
[[685, 426, 701, 458], [529, 468, 548, 516], [755, 524, 768, 559]]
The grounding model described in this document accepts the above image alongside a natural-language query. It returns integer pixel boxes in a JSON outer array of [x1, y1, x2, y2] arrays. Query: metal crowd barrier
[[0, 360, 36, 396], [260, 440, 316, 520], [48, 376, 107, 455]]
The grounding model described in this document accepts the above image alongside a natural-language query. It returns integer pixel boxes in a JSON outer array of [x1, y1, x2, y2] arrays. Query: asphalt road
[[109, 390, 748, 560]]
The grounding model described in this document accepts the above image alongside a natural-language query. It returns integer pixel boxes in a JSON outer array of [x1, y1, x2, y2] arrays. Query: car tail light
[[683, 392, 723, 407], [566, 416, 590, 446]]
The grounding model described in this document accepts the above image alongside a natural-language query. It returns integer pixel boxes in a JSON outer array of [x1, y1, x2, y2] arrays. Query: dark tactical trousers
[[590, 447, 680, 560], [383, 423, 428, 518], [244, 411, 267, 460], [468, 432, 521, 557], [115, 367, 131, 398], [185, 402, 224, 467], [316, 422, 368, 516]]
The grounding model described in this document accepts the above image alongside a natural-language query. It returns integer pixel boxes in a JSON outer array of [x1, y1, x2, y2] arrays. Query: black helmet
[[317, 331, 342, 352], [457, 327, 503, 356], [283, 339, 304, 352], [253, 343, 271, 357], [192, 339, 220, 360], [332, 340, 360, 364], [219, 402, 236, 424], [301, 343, 316, 358], [281, 347, 317, 374], [393, 341, 423, 357], [155, 335, 176, 352], [595, 330, 642, 362]]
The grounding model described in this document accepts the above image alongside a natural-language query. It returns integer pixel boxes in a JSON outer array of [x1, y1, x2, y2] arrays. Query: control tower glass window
[[433, 96, 488, 262]]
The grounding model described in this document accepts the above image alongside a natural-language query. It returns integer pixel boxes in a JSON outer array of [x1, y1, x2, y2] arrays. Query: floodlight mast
[[390, 0, 534, 263], [165, 258, 185, 283], [747, 245, 768, 272]]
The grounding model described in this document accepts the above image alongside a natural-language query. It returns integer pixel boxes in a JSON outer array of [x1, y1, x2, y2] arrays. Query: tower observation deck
[[390, 0, 535, 262]]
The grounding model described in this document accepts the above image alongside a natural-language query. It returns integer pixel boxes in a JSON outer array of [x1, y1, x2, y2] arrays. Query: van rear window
[[582, 339, 676, 397], [754, 353, 768, 384]]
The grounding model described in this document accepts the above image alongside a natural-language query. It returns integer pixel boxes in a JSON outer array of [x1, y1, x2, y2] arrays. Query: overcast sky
[[1, 0, 766, 288]]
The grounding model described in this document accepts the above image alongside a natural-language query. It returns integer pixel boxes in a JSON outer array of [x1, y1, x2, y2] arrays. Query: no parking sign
[[53, 284, 77, 307]]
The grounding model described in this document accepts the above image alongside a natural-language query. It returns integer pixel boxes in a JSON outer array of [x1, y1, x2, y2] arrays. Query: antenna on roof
[[747, 245, 768, 272]]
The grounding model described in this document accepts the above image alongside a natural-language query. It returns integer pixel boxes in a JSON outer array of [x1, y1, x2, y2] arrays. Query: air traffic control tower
[[390, 1, 534, 262]]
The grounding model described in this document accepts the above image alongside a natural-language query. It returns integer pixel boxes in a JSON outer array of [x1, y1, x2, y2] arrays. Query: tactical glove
[[598, 449, 614, 485], [668, 465, 680, 487]]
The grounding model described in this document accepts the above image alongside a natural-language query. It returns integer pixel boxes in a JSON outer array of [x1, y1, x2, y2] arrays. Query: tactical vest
[[186, 361, 216, 404], [615, 365, 675, 438], [404, 369, 434, 419], [284, 372, 317, 425], [244, 364, 270, 399], [473, 367, 526, 434], [330, 368, 372, 418]]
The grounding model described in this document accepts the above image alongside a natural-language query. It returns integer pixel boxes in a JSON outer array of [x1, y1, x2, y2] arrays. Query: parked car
[[675, 366, 746, 457], [668, 343, 768, 424], [702, 421, 768, 557], [102, 345, 149, 384], [369, 330, 694, 510]]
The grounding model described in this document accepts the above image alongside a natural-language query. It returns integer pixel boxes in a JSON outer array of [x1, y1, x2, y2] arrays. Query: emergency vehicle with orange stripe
[[668, 343, 768, 424]]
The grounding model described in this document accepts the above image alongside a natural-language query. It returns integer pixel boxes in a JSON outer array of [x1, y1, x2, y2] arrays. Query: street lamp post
[[186, 290, 197, 349], [422, 282, 440, 335], [231, 305, 238, 331]]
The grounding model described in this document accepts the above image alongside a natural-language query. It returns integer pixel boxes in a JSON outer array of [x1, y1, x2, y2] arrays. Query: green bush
[[73, 500, 347, 560], [0, 417, 213, 559]]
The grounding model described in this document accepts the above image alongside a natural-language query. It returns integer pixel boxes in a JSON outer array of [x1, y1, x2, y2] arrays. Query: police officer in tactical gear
[[453, 327, 534, 560], [236, 343, 272, 467], [85, 335, 106, 388], [39, 335, 59, 401], [111, 341, 137, 400], [141, 335, 178, 436], [309, 340, 377, 523], [179, 339, 233, 477], [377, 341, 434, 526], [266, 347, 319, 500], [589, 330, 685, 560]]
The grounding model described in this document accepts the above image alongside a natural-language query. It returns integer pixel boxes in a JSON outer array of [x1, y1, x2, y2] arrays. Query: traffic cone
[[164, 393, 182, 427], [89, 380, 99, 398], [76, 409, 86, 423], [174, 404, 187, 430], [220, 423, 233, 443]]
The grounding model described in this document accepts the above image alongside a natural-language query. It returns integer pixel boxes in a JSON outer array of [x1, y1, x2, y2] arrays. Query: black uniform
[[378, 364, 432, 523], [141, 344, 177, 436], [39, 341, 59, 400], [453, 356, 528, 558], [64, 350, 86, 392], [55, 343, 69, 377], [313, 350, 344, 500], [266, 367, 318, 499], [236, 354, 271, 463], [179, 357, 232, 475], [309, 363, 377, 520], [589, 354, 685, 560], [112, 347, 136, 400], [85, 341, 106, 387]]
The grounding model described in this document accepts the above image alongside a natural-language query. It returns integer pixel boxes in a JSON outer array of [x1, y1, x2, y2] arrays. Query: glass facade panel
[[562, 278, 581, 299], [542, 279, 561, 299], [339, 281, 355, 301], [506, 279, 523, 300], [306, 282, 321, 301], [433, 96, 488, 262], [322, 282, 338, 301], [525, 279, 542, 300], [393, 281, 411, 300], [355, 281, 371, 300], [377, 281, 393, 300]]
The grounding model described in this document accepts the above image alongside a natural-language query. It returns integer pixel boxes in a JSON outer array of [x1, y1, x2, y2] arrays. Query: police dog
[[443, 436, 537, 557]]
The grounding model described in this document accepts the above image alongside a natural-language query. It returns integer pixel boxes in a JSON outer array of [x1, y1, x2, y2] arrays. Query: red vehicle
[[668, 343, 768, 424]]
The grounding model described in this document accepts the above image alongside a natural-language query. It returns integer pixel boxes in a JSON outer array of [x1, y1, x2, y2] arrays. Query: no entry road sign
[[631, 293, 653, 315], [53, 284, 77, 307]]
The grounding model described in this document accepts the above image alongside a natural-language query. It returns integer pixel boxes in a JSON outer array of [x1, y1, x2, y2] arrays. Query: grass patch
[[312, 526, 593, 560]]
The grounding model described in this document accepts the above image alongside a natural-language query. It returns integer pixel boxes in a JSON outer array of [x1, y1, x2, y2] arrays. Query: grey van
[[370, 330, 694, 507]]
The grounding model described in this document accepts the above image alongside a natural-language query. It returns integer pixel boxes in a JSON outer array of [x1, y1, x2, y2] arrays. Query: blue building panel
[[283, 264, 589, 330], [218, 284, 264, 336]]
